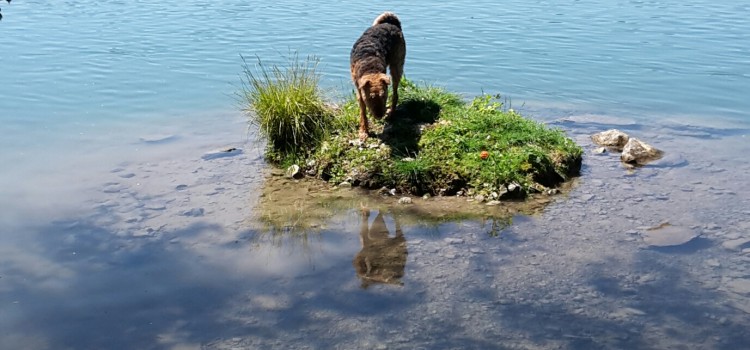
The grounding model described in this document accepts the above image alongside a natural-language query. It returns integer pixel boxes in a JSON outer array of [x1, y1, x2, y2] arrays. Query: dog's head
[[358, 73, 390, 119]]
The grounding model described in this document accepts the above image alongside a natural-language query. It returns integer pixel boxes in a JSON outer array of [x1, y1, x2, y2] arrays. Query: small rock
[[285, 164, 303, 179], [422, 193, 431, 200], [144, 203, 167, 210], [591, 129, 630, 149], [725, 278, 750, 295], [181, 208, 205, 217], [610, 307, 646, 318], [722, 238, 750, 251], [621, 138, 663, 165], [202, 147, 243, 160], [338, 181, 352, 188], [475, 194, 486, 203], [389, 189, 397, 196], [593, 147, 607, 154], [444, 238, 464, 245], [486, 200, 501, 206], [637, 274, 656, 284], [398, 197, 413, 205], [139, 134, 177, 144], [641, 225, 699, 247], [102, 184, 126, 193]]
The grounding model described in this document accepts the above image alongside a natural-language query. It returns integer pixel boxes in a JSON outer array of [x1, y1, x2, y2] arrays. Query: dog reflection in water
[[353, 206, 408, 288]]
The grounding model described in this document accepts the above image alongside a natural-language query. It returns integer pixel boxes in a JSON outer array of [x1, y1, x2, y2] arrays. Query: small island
[[240, 55, 583, 202]]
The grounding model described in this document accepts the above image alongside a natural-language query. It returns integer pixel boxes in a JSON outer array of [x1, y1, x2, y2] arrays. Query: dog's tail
[[372, 12, 401, 29]]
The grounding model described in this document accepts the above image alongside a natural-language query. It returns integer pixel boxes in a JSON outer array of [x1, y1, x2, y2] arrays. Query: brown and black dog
[[350, 12, 406, 141]]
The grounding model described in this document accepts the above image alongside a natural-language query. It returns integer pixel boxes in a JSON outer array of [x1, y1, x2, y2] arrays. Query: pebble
[[398, 197, 412, 204], [181, 208, 205, 217], [202, 147, 243, 160], [722, 238, 750, 251], [144, 203, 167, 210], [444, 238, 464, 245], [102, 184, 126, 193], [725, 278, 750, 295]]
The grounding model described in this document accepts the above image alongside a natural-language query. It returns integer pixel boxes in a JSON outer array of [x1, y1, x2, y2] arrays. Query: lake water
[[1, 0, 750, 349]]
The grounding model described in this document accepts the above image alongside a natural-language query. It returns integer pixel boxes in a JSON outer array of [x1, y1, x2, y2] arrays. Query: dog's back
[[350, 12, 405, 77]]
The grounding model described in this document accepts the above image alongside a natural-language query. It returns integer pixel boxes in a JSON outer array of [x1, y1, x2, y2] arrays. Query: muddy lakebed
[[3, 113, 749, 350]]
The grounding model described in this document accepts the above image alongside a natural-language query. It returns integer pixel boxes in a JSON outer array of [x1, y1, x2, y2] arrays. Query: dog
[[350, 12, 406, 141], [353, 206, 407, 288]]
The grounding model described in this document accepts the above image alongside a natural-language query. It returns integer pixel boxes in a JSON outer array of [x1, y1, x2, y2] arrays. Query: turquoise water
[[2, 1, 750, 349], [3, 0, 749, 124]]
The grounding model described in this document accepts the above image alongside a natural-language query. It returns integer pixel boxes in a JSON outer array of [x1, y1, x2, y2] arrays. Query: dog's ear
[[358, 77, 372, 91], [380, 75, 391, 86]]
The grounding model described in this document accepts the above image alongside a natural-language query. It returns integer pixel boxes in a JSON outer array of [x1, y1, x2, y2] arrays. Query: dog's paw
[[358, 130, 369, 142]]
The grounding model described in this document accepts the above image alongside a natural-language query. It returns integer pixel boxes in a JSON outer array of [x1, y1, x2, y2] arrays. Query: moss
[[241, 63, 582, 199]]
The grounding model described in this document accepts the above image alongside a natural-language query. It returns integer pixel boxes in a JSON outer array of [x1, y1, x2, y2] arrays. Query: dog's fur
[[350, 12, 406, 141]]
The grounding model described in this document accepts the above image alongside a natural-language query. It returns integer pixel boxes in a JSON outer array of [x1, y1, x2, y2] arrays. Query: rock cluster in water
[[591, 129, 663, 165]]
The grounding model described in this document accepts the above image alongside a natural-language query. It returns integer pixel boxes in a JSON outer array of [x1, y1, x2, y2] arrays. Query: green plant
[[239, 53, 333, 163]]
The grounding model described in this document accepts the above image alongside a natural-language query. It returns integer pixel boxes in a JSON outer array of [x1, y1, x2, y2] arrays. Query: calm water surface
[[1, 0, 750, 349]]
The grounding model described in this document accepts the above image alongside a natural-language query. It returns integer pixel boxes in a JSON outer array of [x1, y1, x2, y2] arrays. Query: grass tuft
[[239, 53, 333, 164]]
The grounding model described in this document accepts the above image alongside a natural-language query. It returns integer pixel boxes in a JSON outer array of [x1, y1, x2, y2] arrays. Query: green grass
[[239, 53, 333, 165], [240, 58, 582, 199]]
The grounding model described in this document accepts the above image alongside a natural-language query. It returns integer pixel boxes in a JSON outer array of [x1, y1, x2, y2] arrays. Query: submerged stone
[[641, 225, 699, 247], [202, 147, 243, 160]]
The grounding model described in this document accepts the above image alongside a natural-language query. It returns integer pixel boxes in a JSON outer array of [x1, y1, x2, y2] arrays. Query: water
[[2, 0, 750, 349]]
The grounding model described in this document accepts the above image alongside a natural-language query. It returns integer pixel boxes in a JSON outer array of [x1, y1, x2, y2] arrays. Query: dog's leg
[[387, 70, 401, 119], [387, 51, 405, 119], [356, 89, 369, 141]]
